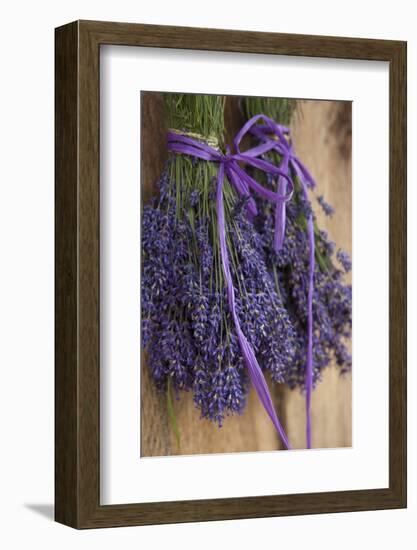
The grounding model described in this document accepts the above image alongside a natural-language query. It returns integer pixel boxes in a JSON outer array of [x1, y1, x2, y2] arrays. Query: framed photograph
[[55, 20, 406, 528]]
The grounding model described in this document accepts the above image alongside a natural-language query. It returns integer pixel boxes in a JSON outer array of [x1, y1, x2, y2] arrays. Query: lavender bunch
[[244, 97, 352, 389], [142, 94, 297, 426]]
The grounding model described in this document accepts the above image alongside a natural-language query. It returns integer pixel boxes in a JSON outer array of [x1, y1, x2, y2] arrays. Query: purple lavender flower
[[189, 189, 200, 207], [229, 210, 297, 384], [317, 195, 335, 217], [336, 249, 352, 272]]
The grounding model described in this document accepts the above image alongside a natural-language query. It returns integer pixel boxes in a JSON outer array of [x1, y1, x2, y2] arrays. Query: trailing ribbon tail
[[248, 119, 316, 449]]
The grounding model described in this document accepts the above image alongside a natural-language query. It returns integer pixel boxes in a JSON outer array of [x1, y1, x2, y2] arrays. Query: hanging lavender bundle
[[242, 97, 352, 390], [142, 94, 296, 440]]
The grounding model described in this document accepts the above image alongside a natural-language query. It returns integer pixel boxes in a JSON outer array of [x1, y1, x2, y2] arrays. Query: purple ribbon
[[249, 119, 316, 449], [168, 114, 294, 450]]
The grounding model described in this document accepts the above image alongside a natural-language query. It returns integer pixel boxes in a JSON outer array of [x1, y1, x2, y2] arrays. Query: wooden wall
[[140, 93, 352, 456]]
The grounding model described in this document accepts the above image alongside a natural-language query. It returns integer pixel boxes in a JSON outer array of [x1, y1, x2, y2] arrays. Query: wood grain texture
[[55, 20, 406, 529], [55, 21, 79, 527]]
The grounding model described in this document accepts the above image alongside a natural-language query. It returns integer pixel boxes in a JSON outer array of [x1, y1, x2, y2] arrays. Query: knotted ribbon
[[168, 114, 295, 449], [249, 118, 316, 449]]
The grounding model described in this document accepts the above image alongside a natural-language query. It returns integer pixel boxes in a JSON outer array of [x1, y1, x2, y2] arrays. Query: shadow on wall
[[24, 503, 54, 521]]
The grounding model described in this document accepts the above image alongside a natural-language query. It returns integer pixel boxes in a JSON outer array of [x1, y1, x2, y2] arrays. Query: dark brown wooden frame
[[55, 20, 407, 529]]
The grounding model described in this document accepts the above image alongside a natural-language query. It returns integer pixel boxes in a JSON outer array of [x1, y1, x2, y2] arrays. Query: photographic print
[[140, 92, 352, 457]]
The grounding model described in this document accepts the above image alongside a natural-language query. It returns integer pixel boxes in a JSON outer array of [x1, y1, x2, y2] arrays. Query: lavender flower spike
[[337, 249, 352, 272], [317, 195, 335, 217]]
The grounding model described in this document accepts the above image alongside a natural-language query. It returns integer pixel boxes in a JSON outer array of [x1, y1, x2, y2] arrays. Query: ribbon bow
[[168, 114, 295, 244], [168, 114, 296, 450]]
